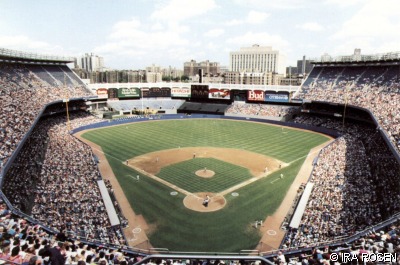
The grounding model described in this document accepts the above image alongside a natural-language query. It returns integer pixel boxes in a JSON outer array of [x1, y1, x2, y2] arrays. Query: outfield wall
[[71, 114, 341, 138]]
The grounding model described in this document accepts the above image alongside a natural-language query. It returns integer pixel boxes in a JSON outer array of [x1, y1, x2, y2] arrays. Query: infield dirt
[[75, 128, 332, 252]]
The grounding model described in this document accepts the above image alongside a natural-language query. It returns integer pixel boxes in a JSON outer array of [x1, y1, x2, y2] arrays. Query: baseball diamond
[[79, 119, 331, 252]]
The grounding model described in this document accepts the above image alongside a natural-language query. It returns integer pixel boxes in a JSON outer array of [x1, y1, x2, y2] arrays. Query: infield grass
[[82, 119, 330, 252], [157, 158, 253, 193]]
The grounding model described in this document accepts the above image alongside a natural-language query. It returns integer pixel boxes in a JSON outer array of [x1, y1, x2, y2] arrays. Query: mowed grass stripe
[[83, 120, 329, 163], [157, 158, 252, 193], [82, 119, 330, 252]]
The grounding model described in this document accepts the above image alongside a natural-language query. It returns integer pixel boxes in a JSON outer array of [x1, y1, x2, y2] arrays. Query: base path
[[256, 140, 334, 253], [74, 131, 152, 250], [75, 126, 332, 253]]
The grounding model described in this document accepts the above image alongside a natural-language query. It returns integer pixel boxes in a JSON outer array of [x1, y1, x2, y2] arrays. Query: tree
[[162, 76, 172, 82]]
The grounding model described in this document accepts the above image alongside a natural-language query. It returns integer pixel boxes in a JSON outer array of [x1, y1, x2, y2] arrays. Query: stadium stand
[[2, 47, 400, 265], [178, 102, 230, 114], [0, 62, 92, 173], [296, 64, 400, 152], [108, 99, 185, 112], [225, 102, 299, 120], [281, 115, 400, 247]]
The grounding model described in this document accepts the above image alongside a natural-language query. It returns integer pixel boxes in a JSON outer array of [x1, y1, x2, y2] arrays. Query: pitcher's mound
[[195, 169, 215, 178], [183, 192, 226, 212]]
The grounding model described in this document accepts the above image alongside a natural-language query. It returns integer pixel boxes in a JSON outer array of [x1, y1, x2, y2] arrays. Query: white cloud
[[324, 0, 364, 7], [226, 32, 290, 51], [225, 19, 243, 26], [94, 17, 194, 67], [204, 29, 224, 37], [246, 11, 270, 24], [206, 42, 219, 51], [224, 11, 269, 26], [296, 22, 324, 31], [331, 0, 400, 45], [151, 23, 164, 31], [0, 35, 66, 55], [233, 0, 308, 9], [150, 0, 218, 22]]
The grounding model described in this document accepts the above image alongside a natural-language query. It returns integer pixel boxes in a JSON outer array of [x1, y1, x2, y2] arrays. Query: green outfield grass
[[82, 119, 330, 252]]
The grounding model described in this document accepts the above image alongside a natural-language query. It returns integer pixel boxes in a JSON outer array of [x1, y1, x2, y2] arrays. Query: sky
[[0, 0, 400, 70]]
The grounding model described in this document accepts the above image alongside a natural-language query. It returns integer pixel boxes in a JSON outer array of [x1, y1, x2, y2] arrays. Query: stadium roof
[[311, 51, 400, 65], [0, 47, 75, 64]]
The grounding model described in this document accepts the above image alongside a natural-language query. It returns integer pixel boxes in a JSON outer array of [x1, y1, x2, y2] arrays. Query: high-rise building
[[146, 64, 162, 73], [146, 72, 162, 83], [162, 66, 183, 79], [76, 53, 105, 72], [183, 60, 220, 77], [224, 71, 274, 85], [296, 56, 314, 76], [229, 44, 285, 74]]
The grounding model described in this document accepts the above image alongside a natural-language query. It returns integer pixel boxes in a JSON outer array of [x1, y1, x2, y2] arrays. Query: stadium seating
[[278, 115, 400, 248], [108, 99, 185, 112], [296, 64, 400, 152], [0, 62, 92, 173], [225, 102, 298, 119], [2, 56, 400, 265]]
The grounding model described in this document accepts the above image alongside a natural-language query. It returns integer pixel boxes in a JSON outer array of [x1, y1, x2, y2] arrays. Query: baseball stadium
[[1, 46, 400, 265]]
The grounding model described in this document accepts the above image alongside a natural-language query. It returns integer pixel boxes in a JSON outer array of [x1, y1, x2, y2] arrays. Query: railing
[[0, 47, 75, 62], [136, 254, 274, 265]]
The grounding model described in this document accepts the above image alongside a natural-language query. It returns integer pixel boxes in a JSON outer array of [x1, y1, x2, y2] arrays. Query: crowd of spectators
[[280, 115, 400, 250], [0, 63, 92, 172], [297, 64, 400, 152], [2, 61, 400, 263], [270, 223, 400, 264], [0, 199, 148, 265], [1, 110, 125, 245], [225, 103, 299, 119], [0, 61, 128, 245]]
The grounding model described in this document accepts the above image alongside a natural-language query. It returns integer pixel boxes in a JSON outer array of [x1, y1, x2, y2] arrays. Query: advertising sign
[[247, 90, 265, 101], [171, 87, 191, 97], [208, 88, 230, 100], [264, 93, 289, 102], [97, 88, 108, 99], [118, 87, 140, 98]]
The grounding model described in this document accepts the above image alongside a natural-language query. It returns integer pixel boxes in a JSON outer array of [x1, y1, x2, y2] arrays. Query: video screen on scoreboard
[[108, 88, 118, 99], [142, 87, 171, 97], [232, 90, 247, 101], [191, 85, 209, 99]]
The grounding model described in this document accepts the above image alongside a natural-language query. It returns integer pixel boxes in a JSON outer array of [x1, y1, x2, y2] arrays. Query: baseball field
[[80, 118, 330, 252]]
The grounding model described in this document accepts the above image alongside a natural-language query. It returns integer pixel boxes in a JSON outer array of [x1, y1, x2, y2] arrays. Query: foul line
[[82, 137, 332, 201]]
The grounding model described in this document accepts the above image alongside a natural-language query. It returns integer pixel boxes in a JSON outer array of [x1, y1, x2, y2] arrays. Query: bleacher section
[[108, 99, 185, 112], [0, 62, 92, 173], [178, 102, 230, 114], [297, 64, 400, 152], [3, 49, 400, 264]]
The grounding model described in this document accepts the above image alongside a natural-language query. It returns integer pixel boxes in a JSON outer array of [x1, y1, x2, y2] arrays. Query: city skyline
[[1, 0, 399, 70]]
